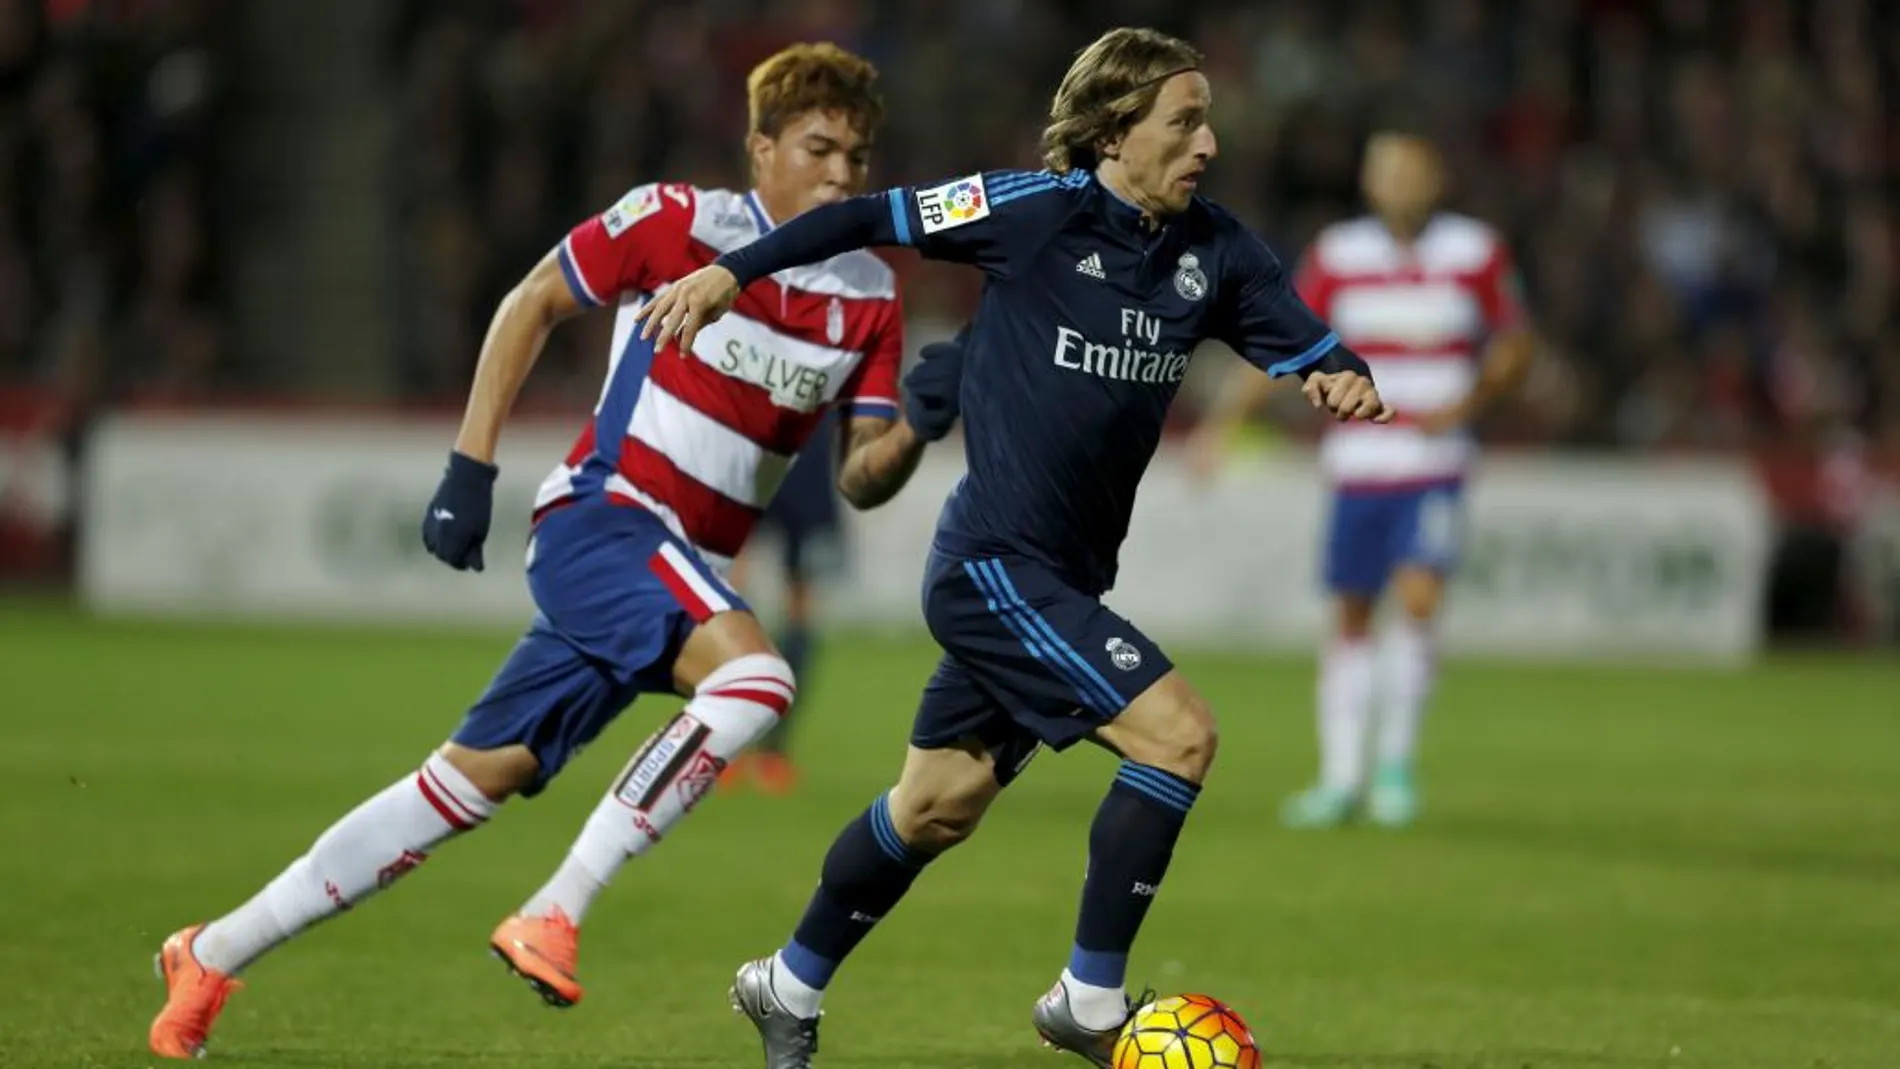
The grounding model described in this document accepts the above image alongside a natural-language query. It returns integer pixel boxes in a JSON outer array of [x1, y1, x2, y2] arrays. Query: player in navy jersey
[[641, 27, 1392, 1068]]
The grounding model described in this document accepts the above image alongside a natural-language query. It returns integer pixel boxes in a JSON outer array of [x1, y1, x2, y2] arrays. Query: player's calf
[[886, 737, 1005, 851], [151, 750, 502, 1057], [748, 738, 1001, 1034], [1044, 672, 1212, 1041], [497, 652, 795, 1006]]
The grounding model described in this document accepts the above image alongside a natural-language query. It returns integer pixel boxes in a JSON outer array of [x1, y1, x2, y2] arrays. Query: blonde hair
[[746, 42, 885, 139], [1041, 28, 1202, 173]]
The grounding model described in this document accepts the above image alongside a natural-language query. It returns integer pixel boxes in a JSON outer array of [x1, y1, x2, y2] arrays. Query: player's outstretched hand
[[1303, 370, 1396, 423], [903, 336, 966, 441], [634, 264, 740, 353], [421, 451, 498, 572]]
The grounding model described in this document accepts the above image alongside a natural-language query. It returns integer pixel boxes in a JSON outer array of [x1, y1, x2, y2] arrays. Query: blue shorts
[[912, 551, 1174, 783], [450, 495, 749, 795], [1322, 481, 1465, 597]]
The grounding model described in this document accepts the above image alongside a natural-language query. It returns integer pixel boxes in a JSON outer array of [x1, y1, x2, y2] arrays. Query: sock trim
[[1066, 946, 1128, 988], [867, 792, 924, 868], [1114, 761, 1199, 814], [778, 939, 838, 990], [416, 758, 490, 830]]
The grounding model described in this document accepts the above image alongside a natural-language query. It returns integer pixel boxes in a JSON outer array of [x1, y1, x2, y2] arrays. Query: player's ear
[[746, 130, 775, 178]]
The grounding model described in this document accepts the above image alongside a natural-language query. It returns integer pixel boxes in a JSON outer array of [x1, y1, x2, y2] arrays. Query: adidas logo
[[1075, 252, 1105, 279]]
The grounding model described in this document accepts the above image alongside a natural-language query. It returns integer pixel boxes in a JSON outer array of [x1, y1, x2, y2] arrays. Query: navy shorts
[[450, 495, 749, 795], [913, 551, 1174, 782], [1323, 481, 1465, 597]]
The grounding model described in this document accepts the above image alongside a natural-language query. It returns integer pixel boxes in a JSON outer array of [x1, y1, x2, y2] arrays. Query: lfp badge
[[943, 180, 985, 222], [916, 174, 993, 234]]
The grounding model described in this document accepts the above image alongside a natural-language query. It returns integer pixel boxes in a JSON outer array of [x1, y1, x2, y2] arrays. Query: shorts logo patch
[[1106, 637, 1142, 671], [826, 296, 845, 345], [602, 185, 662, 238], [916, 175, 988, 234]]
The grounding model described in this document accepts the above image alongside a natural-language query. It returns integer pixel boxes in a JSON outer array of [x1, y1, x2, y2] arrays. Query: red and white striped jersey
[[1297, 213, 1523, 490], [536, 183, 903, 571]]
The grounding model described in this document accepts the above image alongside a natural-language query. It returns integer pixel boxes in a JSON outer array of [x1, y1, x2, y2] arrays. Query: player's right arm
[[422, 183, 689, 572], [453, 183, 689, 462], [637, 171, 1055, 352], [450, 251, 587, 464]]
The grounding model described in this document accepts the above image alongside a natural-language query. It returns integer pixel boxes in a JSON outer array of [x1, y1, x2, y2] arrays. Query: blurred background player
[[722, 410, 846, 794], [144, 42, 942, 1059], [638, 27, 1393, 1068], [1193, 129, 1535, 828]]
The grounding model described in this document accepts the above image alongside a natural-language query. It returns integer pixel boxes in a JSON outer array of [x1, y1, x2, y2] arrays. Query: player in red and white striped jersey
[[1194, 131, 1536, 828], [147, 44, 943, 1057]]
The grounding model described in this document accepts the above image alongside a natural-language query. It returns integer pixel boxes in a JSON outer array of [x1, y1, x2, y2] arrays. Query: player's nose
[[1195, 123, 1218, 162]]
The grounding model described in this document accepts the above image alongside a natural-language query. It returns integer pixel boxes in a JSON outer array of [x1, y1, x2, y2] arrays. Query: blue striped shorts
[[911, 550, 1175, 779]]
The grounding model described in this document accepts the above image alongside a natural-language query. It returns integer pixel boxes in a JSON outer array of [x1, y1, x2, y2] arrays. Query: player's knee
[[701, 651, 798, 698], [888, 776, 995, 852], [1393, 570, 1443, 621], [1336, 595, 1377, 638], [439, 742, 537, 801], [1123, 695, 1219, 784]]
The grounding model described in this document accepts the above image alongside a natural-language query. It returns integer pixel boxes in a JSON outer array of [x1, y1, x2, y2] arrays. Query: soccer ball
[[1112, 993, 1261, 1069]]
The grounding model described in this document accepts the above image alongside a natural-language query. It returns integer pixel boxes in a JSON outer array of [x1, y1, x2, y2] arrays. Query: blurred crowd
[[8, 0, 1900, 453], [0, 0, 224, 405]]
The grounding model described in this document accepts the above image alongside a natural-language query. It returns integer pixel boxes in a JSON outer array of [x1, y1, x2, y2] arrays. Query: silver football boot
[[731, 957, 822, 1069], [1032, 979, 1153, 1067]]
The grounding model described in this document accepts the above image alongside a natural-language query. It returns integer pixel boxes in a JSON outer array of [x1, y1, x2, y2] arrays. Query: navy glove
[[902, 332, 967, 442], [421, 451, 498, 572]]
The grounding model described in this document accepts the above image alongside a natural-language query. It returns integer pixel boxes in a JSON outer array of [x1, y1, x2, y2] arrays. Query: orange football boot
[[490, 906, 583, 1007], [717, 752, 754, 793], [149, 924, 241, 1059]]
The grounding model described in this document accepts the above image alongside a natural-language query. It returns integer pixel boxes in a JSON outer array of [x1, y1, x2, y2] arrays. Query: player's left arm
[[1216, 228, 1392, 423], [833, 303, 934, 510], [1420, 246, 1537, 433], [835, 413, 925, 510]]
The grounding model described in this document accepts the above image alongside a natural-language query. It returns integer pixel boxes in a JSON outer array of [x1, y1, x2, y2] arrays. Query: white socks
[[1060, 968, 1129, 1031], [769, 952, 826, 1019], [192, 752, 495, 974], [1377, 619, 1436, 770], [518, 653, 796, 923], [1317, 638, 1374, 793]]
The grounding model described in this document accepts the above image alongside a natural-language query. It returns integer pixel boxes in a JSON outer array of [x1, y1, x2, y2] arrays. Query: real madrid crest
[[826, 296, 844, 345], [1173, 252, 1208, 302]]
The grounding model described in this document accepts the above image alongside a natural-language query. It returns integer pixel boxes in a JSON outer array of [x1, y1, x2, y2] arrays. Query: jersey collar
[[1093, 169, 1176, 237], [744, 190, 776, 234]]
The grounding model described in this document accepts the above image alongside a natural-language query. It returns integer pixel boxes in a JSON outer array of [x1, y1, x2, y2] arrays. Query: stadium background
[[0, 2, 1895, 1067]]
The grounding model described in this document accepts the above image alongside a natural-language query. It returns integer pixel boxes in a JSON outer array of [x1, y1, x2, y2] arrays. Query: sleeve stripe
[[887, 189, 913, 246], [557, 237, 604, 307], [846, 397, 900, 414], [1266, 331, 1339, 378], [987, 170, 1050, 195], [992, 180, 1059, 207]]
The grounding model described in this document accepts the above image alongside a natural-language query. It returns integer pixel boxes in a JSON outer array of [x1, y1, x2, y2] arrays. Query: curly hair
[[1041, 28, 1202, 173], [746, 42, 885, 139]]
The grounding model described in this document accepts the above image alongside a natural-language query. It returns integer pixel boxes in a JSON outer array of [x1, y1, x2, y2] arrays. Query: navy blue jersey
[[887, 170, 1336, 592], [717, 169, 1338, 594]]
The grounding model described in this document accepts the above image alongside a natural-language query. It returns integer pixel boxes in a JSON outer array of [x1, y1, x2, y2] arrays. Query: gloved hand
[[902, 334, 967, 442], [420, 451, 498, 572]]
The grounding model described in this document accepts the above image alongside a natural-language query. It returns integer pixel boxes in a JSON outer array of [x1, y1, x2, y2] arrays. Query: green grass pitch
[[2, 601, 1896, 1068]]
